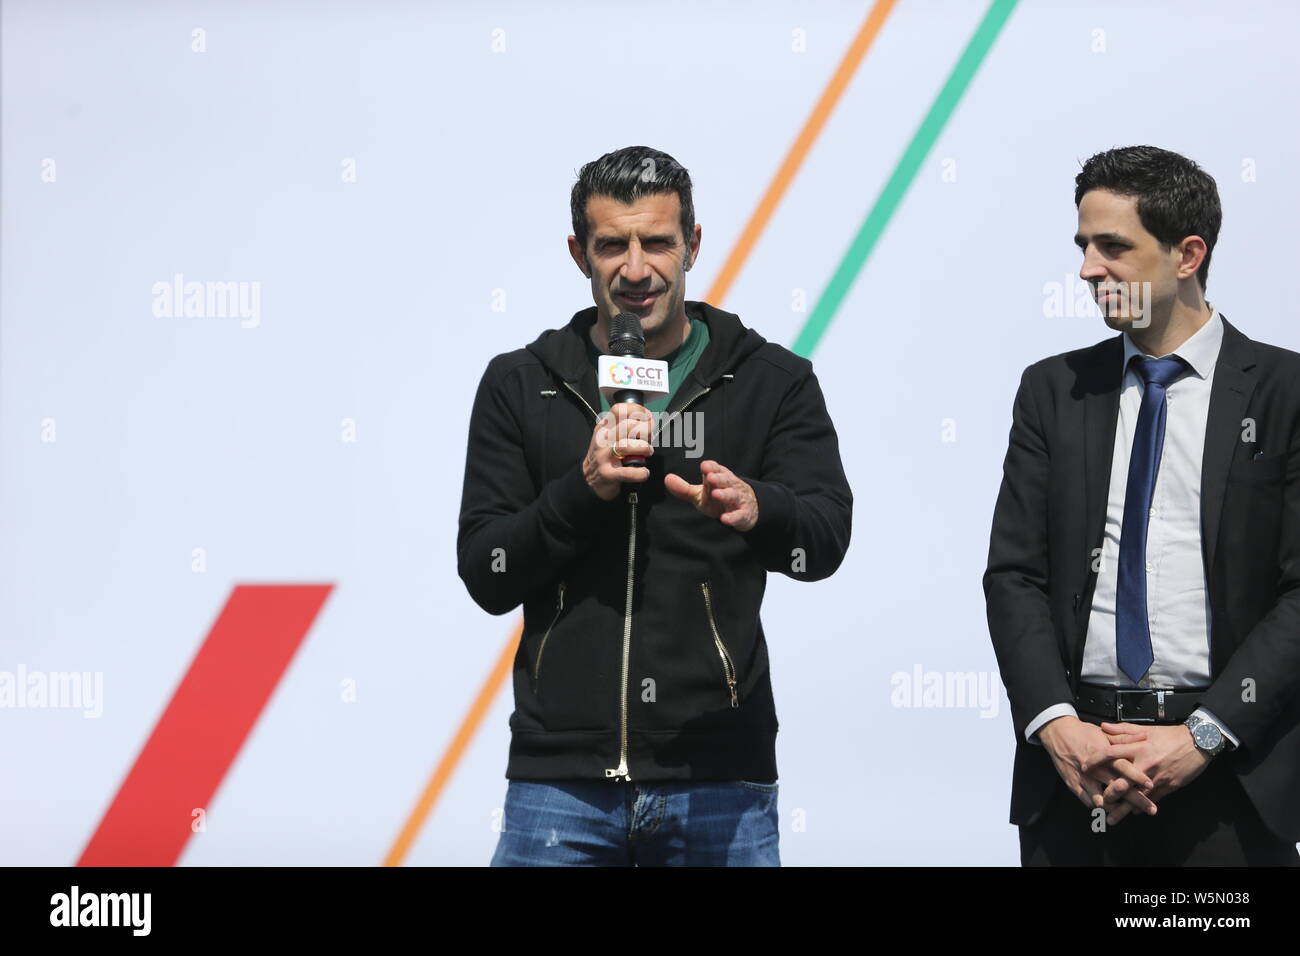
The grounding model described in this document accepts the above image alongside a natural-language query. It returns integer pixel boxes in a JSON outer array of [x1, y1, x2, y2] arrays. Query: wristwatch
[[1184, 713, 1227, 758]]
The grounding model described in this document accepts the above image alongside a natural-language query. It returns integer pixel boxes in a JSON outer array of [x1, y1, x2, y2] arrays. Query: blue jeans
[[490, 779, 781, 866]]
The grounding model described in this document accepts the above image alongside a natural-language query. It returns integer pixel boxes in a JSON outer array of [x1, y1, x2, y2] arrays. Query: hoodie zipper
[[607, 382, 721, 781], [700, 581, 739, 708], [559, 378, 638, 779], [562, 376, 721, 781], [560, 378, 640, 778], [532, 580, 566, 695], [605, 489, 638, 781], [562, 380, 600, 423], [650, 384, 712, 445]]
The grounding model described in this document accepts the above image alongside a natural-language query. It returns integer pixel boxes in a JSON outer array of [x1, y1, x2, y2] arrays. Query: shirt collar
[[1121, 305, 1223, 380]]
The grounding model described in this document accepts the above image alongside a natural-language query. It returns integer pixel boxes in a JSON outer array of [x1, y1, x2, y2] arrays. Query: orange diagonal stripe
[[386, 0, 896, 866], [382, 620, 521, 866], [706, 0, 897, 305]]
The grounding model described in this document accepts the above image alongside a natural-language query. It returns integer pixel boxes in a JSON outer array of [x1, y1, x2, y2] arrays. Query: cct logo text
[[606, 363, 665, 386], [50, 886, 151, 936]]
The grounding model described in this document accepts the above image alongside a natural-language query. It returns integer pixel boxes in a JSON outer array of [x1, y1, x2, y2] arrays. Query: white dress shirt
[[1026, 307, 1238, 747]]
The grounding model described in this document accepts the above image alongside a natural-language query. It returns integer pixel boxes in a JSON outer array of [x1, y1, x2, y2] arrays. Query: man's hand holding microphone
[[584, 401, 654, 501], [583, 312, 758, 532]]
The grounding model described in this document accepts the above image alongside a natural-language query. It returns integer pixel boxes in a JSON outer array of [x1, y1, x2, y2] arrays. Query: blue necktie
[[1115, 355, 1188, 683]]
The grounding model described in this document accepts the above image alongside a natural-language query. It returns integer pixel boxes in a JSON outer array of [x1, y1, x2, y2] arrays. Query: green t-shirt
[[585, 316, 710, 413]]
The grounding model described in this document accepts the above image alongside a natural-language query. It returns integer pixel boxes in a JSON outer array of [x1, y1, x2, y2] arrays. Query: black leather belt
[[1074, 682, 1207, 724]]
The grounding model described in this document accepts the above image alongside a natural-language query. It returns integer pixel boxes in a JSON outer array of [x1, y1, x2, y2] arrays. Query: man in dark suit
[[984, 145, 1300, 866]]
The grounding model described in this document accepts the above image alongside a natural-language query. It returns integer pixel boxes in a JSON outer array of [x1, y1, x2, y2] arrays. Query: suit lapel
[[1069, 335, 1125, 679], [1083, 335, 1125, 568], [1201, 317, 1258, 577]]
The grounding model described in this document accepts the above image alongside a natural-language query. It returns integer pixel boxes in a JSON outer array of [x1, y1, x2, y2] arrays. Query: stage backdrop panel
[[3, 0, 1297, 865]]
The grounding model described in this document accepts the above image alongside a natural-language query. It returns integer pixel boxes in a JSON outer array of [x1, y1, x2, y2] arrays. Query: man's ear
[[1177, 235, 1207, 282], [567, 234, 591, 277]]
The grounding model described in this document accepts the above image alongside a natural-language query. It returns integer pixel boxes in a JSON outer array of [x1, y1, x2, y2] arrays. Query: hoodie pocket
[[700, 580, 740, 708], [531, 580, 566, 696]]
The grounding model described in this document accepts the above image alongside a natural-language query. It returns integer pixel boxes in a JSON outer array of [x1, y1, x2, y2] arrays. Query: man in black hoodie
[[458, 146, 852, 866]]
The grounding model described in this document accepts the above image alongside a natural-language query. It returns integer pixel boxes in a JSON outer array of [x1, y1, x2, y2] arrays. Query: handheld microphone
[[598, 312, 669, 468]]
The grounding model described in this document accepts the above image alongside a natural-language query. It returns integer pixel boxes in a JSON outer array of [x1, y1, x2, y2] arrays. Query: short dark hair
[[570, 146, 695, 257], [1074, 145, 1222, 290]]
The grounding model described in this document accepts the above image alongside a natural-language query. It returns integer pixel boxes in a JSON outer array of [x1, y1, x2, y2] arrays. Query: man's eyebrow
[[592, 233, 678, 247], [1074, 231, 1131, 249]]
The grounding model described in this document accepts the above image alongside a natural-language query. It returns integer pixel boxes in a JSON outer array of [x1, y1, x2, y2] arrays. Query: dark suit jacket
[[984, 315, 1300, 842]]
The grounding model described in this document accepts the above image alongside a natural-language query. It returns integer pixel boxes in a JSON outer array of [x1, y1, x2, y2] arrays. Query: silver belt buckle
[[1115, 688, 1155, 723]]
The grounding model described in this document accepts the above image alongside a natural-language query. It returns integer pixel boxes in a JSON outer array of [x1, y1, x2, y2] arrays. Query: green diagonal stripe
[[792, 0, 1019, 357]]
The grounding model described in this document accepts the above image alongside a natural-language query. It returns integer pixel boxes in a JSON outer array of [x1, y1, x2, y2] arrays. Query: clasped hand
[[1038, 716, 1212, 825]]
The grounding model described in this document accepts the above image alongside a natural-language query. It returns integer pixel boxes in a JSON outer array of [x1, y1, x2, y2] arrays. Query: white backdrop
[[3, 0, 1298, 866]]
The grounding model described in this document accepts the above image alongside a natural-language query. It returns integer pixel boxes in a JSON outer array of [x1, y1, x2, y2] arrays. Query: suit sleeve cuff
[[1026, 703, 1078, 745]]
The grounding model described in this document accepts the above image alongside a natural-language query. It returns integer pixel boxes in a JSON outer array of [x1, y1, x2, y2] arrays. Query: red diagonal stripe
[[78, 584, 333, 866]]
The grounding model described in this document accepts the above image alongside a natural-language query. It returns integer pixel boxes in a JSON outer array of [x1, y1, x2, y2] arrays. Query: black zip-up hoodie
[[457, 300, 852, 782]]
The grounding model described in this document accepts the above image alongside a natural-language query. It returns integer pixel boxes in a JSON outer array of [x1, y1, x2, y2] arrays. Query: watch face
[[1193, 722, 1223, 750]]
